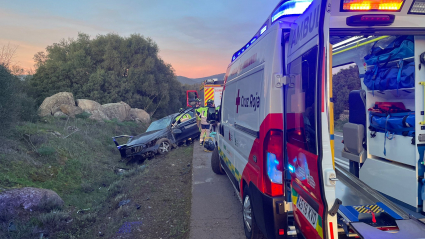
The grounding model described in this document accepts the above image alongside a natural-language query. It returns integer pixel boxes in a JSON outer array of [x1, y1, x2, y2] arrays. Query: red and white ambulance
[[211, 0, 425, 238]]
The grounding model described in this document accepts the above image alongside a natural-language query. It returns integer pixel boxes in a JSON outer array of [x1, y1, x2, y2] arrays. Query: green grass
[[0, 116, 148, 238]]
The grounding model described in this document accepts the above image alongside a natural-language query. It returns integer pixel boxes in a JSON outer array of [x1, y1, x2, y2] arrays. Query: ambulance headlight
[[409, 0, 425, 14]]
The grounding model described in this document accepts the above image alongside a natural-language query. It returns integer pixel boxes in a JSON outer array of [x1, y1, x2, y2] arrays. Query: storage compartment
[[368, 132, 416, 166]]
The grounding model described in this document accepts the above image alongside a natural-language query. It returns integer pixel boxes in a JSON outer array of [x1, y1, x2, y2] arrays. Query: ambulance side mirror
[[274, 74, 287, 88]]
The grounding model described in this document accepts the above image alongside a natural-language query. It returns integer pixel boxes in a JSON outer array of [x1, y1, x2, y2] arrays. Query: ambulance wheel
[[211, 147, 224, 175], [156, 138, 171, 155], [243, 185, 262, 239]]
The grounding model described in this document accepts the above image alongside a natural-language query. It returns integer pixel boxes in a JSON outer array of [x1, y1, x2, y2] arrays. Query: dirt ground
[[97, 145, 194, 239]]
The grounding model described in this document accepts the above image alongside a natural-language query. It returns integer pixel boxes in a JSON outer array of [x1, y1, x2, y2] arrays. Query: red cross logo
[[236, 89, 241, 113]]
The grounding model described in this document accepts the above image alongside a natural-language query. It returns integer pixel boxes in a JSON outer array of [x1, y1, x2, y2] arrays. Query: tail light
[[264, 130, 284, 197]]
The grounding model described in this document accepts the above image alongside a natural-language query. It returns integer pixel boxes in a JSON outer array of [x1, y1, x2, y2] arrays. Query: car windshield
[[146, 116, 173, 132]]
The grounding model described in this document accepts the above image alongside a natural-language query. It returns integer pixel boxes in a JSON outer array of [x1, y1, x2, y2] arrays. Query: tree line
[[28, 33, 197, 118]]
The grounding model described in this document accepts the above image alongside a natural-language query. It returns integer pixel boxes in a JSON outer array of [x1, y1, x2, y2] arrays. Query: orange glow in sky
[[0, 1, 275, 78]]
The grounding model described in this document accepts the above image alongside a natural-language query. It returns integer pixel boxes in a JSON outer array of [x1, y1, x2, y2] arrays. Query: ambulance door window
[[286, 46, 318, 154]]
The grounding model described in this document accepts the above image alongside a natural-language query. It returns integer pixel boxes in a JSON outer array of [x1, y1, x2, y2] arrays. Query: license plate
[[296, 196, 318, 228]]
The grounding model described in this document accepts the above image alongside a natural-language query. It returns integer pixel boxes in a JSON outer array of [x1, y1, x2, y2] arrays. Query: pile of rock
[[38, 92, 150, 124]]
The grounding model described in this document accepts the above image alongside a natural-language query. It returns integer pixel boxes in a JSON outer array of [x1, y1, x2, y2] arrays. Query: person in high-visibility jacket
[[196, 99, 213, 146], [174, 108, 192, 124]]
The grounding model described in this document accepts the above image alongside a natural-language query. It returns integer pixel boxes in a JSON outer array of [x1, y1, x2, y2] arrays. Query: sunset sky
[[1, 0, 278, 78]]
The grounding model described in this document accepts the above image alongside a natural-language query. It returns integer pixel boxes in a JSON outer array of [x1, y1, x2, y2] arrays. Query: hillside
[[0, 116, 193, 238], [176, 73, 225, 85]]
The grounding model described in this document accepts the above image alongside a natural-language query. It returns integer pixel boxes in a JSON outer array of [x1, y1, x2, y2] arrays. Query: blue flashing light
[[231, 36, 258, 62], [267, 152, 283, 184], [260, 25, 267, 35], [288, 164, 295, 173], [271, 0, 313, 23]]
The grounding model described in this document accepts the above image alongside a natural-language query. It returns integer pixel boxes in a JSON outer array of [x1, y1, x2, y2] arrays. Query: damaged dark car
[[113, 108, 199, 160]]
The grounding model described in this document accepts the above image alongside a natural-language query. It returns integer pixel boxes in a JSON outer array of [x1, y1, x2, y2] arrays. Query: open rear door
[[284, 0, 338, 238]]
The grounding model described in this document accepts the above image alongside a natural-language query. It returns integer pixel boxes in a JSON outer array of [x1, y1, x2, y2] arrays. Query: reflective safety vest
[[196, 107, 208, 125], [175, 113, 192, 122]]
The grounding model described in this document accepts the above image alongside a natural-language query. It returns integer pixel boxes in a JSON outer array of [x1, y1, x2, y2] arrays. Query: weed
[[75, 112, 91, 119], [108, 180, 125, 197], [38, 194, 63, 212], [80, 181, 94, 193], [37, 146, 56, 156], [38, 210, 69, 229]]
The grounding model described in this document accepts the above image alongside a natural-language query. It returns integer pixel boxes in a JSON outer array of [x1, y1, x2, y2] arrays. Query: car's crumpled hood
[[126, 128, 168, 147]]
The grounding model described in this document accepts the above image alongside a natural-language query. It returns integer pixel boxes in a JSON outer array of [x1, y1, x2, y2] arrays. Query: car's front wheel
[[156, 138, 171, 155]]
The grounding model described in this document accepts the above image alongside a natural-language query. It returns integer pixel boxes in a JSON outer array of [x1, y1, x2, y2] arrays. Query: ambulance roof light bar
[[342, 0, 404, 11], [271, 0, 314, 23], [409, 0, 425, 14]]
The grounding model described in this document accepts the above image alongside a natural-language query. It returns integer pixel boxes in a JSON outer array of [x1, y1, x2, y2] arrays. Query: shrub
[[38, 210, 69, 228], [37, 146, 56, 156], [0, 66, 19, 135], [38, 194, 63, 212], [16, 93, 39, 122]]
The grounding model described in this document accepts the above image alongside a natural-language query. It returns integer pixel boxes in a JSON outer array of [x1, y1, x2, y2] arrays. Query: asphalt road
[[188, 135, 348, 239], [189, 142, 248, 239]]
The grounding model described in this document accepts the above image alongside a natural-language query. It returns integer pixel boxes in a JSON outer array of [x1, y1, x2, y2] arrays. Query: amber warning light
[[342, 0, 404, 11]]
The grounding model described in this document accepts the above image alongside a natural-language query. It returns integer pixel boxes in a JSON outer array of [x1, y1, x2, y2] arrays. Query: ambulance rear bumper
[[250, 184, 286, 239]]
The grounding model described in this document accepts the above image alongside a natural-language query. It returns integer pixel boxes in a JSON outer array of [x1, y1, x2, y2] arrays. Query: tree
[[30, 33, 190, 118], [333, 65, 361, 120]]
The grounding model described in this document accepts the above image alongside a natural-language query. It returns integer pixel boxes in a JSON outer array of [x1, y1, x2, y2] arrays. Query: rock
[[0, 187, 64, 215], [60, 104, 83, 118], [128, 108, 150, 124], [88, 110, 109, 122], [53, 111, 67, 118], [38, 92, 75, 117], [76, 99, 102, 112], [76, 99, 110, 122], [101, 101, 131, 122]]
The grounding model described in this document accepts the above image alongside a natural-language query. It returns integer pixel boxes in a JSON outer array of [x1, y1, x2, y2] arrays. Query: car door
[[284, 0, 338, 238], [173, 112, 198, 143]]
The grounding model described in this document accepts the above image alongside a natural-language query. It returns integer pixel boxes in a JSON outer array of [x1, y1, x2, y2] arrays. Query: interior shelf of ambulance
[[330, 34, 425, 237]]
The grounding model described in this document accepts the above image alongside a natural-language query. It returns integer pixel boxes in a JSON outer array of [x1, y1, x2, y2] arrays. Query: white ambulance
[[211, 0, 425, 238]]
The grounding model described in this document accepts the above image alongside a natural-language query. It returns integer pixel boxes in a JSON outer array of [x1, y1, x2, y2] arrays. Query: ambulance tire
[[211, 147, 224, 175], [243, 185, 262, 239]]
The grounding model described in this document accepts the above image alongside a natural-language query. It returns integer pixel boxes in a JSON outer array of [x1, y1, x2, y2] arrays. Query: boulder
[[0, 187, 63, 214], [38, 92, 75, 117], [128, 108, 150, 124], [76, 99, 109, 121], [59, 104, 83, 118], [102, 101, 131, 122], [53, 111, 67, 118], [76, 99, 102, 112]]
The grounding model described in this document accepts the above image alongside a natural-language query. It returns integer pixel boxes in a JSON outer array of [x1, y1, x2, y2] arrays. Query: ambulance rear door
[[283, 0, 338, 238]]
